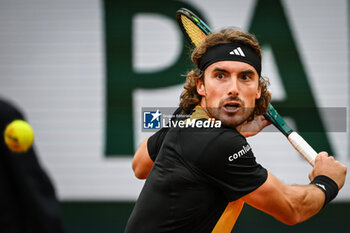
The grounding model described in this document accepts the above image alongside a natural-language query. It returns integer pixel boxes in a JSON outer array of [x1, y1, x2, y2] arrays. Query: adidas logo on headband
[[229, 47, 245, 57]]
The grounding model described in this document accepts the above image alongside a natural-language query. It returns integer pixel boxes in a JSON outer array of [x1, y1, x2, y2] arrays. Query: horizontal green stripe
[[60, 201, 350, 233]]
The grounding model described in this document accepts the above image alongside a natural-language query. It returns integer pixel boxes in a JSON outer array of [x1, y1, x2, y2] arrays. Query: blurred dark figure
[[0, 98, 65, 233]]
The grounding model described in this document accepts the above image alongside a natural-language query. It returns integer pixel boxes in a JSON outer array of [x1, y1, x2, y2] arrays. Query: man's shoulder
[[174, 123, 247, 162], [177, 122, 244, 142]]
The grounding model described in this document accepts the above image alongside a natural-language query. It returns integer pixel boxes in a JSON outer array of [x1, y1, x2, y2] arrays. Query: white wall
[[0, 0, 348, 201]]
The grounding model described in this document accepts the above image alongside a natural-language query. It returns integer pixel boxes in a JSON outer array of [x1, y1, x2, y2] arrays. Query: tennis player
[[125, 28, 347, 233]]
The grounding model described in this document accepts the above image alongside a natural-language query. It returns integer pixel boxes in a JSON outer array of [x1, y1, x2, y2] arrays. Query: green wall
[[61, 202, 350, 233]]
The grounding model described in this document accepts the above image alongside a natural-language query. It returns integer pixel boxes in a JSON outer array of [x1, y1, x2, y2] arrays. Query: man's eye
[[241, 75, 251, 81], [216, 73, 225, 79]]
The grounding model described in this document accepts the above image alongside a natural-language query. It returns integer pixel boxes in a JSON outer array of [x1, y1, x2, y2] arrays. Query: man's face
[[197, 60, 261, 128]]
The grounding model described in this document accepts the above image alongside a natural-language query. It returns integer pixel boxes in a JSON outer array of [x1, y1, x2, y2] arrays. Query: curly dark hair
[[180, 28, 271, 121]]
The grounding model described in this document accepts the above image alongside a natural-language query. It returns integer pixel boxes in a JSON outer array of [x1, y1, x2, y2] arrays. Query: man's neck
[[199, 104, 212, 118]]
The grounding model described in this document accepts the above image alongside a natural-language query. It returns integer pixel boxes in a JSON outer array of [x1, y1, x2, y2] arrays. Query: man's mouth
[[223, 101, 242, 113]]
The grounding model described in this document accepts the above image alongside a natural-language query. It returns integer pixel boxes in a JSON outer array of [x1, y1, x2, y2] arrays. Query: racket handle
[[287, 132, 317, 166]]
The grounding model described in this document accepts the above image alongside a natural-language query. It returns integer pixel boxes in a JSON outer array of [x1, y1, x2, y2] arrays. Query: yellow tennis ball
[[4, 120, 34, 153]]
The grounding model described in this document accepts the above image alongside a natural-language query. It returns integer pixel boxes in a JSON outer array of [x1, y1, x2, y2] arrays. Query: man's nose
[[227, 77, 239, 96]]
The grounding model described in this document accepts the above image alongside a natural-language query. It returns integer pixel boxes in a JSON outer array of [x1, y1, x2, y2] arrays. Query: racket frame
[[176, 8, 212, 47]]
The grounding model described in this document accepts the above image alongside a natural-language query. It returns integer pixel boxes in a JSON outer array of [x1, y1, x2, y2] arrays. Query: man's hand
[[309, 152, 347, 189], [237, 115, 271, 137]]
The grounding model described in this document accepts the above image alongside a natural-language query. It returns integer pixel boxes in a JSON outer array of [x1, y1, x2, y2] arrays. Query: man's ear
[[196, 79, 205, 97], [256, 83, 262, 99]]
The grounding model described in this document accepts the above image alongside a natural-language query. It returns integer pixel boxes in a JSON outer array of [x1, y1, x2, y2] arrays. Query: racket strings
[[180, 15, 206, 47]]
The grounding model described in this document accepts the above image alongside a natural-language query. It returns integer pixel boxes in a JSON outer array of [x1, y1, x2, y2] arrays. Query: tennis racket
[[176, 8, 317, 166], [176, 8, 212, 47]]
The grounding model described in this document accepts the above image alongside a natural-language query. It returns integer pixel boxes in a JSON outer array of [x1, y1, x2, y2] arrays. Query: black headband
[[198, 42, 261, 77]]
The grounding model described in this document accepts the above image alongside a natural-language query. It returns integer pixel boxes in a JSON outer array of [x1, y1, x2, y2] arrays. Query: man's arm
[[132, 138, 154, 179], [132, 124, 173, 179], [242, 152, 347, 225]]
